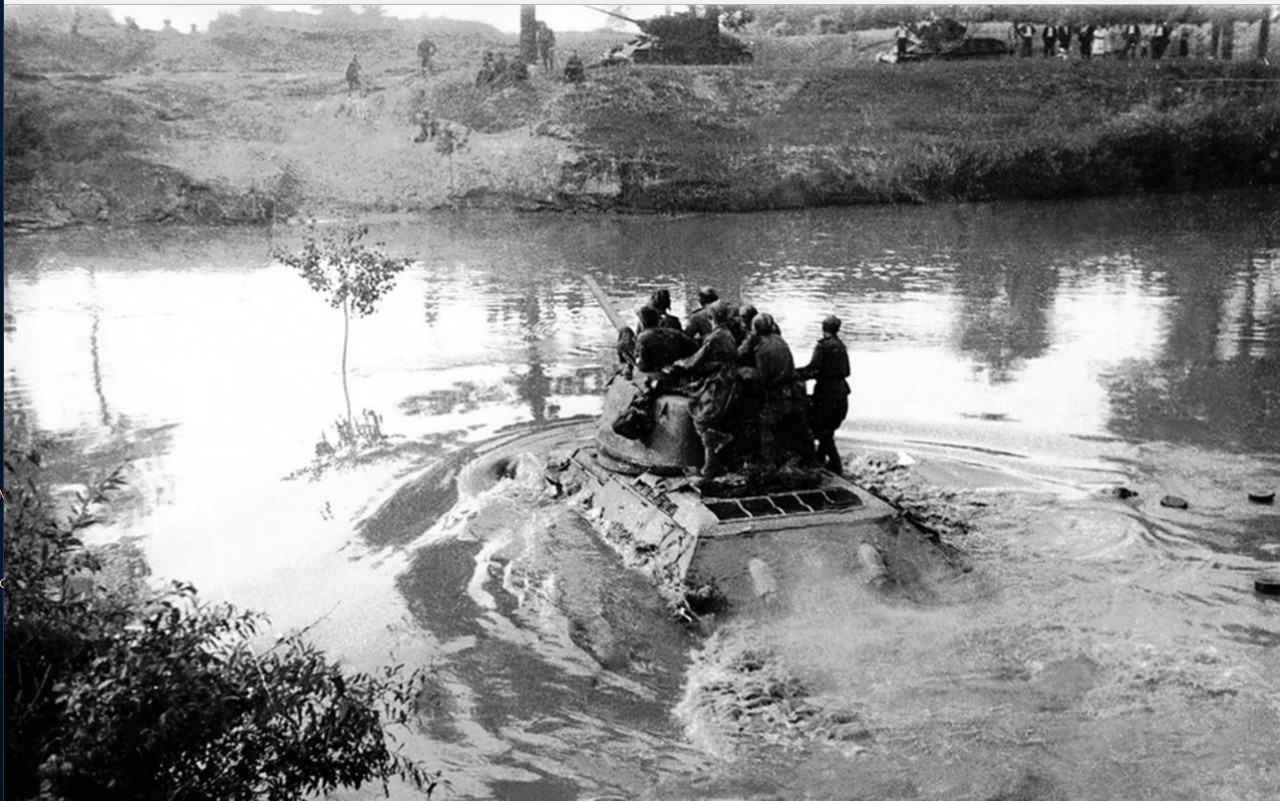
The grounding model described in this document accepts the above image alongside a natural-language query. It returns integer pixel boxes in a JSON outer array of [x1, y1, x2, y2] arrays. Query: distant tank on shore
[[589, 5, 753, 66]]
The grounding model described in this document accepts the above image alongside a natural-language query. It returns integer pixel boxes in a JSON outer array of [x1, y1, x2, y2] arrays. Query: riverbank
[[4, 26, 1280, 227]]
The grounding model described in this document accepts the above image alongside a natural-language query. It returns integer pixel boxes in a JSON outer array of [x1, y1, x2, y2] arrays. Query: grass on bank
[[551, 56, 1280, 209], [5, 40, 1280, 222]]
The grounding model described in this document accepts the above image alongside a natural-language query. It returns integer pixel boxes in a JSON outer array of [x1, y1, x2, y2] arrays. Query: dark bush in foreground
[[3, 434, 439, 801]]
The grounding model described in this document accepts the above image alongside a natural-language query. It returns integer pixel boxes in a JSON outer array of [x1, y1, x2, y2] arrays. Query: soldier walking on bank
[[798, 315, 851, 474], [537, 22, 557, 72], [417, 35, 437, 76], [345, 53, 363, 96]]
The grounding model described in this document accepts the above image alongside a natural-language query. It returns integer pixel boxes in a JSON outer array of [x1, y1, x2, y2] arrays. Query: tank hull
[[548, 370, 963, 615], [556, 443, 959, 614]]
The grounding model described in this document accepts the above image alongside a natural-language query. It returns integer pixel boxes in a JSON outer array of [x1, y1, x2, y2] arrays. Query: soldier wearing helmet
[[751, 313, 816, 468], [798, 314, 851, 474], [673, 300, 739, 478], [683, 286, 720, 344]]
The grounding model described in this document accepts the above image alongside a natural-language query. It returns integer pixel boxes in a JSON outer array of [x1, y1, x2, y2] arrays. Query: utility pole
[[520, 5, 538, 63]]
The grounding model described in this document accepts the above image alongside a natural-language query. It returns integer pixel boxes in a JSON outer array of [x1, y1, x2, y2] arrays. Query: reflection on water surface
[[4, 188, 1279, 800]]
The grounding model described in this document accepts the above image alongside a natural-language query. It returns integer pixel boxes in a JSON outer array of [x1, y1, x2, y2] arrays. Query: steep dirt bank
[[5, 26, 1280, 228]]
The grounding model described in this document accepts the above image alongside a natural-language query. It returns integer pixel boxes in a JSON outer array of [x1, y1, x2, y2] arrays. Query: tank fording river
[[544, 287, 966, 616]]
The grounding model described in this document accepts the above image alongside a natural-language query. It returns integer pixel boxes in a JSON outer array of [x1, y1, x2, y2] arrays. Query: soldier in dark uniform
[[616, 325, 637, 376], [1078, 24, 1095, 59], [650, 289, 683, 330], [751, 314, 815, 468], [417, 36, 437, 75], [736, 304, 760, 363], [797, 314, 851, 474], [1042, 23, 1057, 56], [345, 53, 363, 96], [684, 286, 720, 344], [537, 22, 557, 72], [508, 56, 530, 83], [895, 22, 911, 60], [1122, 22, 1141, 59], [672, 301, 739, 477], [635, 305, 696, 373], [476, 52, 495, 86], [1056, 23, 1072, 56], [563, 52, 585, 83]]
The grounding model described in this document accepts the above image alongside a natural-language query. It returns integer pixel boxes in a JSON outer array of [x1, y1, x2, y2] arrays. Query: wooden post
[[1259, 12, 1271, 63], [520, 5, 538, 64]]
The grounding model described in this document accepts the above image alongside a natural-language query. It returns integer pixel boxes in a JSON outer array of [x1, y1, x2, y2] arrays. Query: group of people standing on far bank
[[617, 287, 851, 479], [1017, 20, 1190, 60]]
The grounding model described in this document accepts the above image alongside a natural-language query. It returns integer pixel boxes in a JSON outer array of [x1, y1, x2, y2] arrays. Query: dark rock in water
[[1110, 486, 1139, 500], [1160, 495, 1189, 509], [1255, 573, 1280, 596], [1247, 491, 1275, 505]]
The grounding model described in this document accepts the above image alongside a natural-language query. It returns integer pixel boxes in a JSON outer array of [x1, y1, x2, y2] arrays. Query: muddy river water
[[5, 189, 1280, 800]]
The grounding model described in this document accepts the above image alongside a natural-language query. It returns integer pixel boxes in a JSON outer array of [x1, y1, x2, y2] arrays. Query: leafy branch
[[272, 223, 413, 437]]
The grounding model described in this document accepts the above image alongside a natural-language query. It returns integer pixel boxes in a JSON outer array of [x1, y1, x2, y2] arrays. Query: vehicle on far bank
[[878, 17, 1011, 64], [589, 5, 754, 66], [879, 36, 1011, 63]]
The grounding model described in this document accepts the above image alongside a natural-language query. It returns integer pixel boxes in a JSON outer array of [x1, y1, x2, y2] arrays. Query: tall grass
[[565, 57, 1280, 210]]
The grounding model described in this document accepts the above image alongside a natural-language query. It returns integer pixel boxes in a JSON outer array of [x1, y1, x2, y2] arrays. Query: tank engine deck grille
[[705, 487, 862, 522], [628, 480, 680, 516]]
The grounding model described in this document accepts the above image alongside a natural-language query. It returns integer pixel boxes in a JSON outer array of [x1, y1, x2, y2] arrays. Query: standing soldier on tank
[[751, 314, 816, 468], [671, 301, 740, 478], [684, 286, 720, 344], [649, 289, 683, 330], [417, 35, 437, 76], [798, 315, 851, 475], [635, 305, 696, 373]]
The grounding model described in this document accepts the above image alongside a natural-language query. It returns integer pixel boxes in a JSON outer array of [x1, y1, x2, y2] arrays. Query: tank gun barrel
[[585, 5, 643, 28]]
